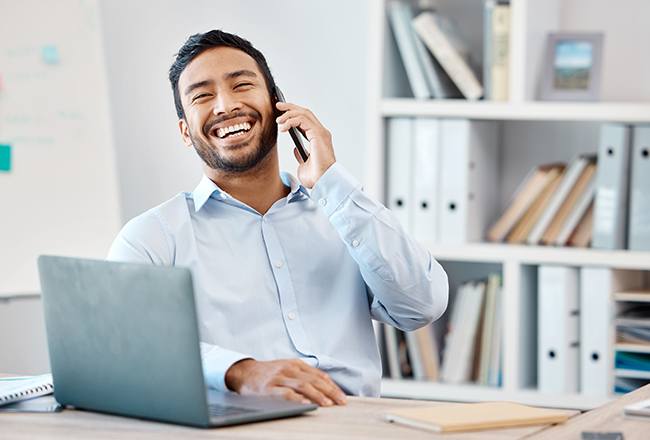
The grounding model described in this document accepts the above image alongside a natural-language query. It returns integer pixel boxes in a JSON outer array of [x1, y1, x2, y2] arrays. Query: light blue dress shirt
[[107, 163, 448, 396]]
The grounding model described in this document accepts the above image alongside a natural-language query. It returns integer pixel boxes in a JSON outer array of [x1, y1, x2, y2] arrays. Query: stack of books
[[487, 155, 597, 247], [488, 123, 650, 250], [614, 290, 650, 393], [439, 273, 503, 387], [379, 272, 503, 388]]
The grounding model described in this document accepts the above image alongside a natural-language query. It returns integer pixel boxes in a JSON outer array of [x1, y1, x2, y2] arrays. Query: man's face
[[177, 47, 277, 174]]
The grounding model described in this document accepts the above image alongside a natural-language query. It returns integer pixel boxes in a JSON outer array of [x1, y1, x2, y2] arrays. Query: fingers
[[231, 358, 347, 406], [288, 361, 347, 406]]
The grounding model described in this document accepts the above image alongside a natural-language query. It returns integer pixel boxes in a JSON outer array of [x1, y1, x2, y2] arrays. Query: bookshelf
[[368, 0, 650, 410]]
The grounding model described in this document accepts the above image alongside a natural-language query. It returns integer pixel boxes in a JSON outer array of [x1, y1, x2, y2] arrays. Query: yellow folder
[[386, 401, 568, 433]]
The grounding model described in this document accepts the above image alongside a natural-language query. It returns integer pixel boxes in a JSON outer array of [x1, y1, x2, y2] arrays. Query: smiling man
[[107, 30, 448, 407]]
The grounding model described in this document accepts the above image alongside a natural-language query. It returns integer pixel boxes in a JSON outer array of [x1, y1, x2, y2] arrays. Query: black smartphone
[[274, 86, 310, 163]]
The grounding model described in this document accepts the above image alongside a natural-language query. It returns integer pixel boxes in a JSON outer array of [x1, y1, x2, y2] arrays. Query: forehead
[[178, 46, 263, 90]]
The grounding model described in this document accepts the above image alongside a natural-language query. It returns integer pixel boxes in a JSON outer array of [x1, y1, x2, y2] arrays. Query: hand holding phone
[[274, 86, 310, 163]]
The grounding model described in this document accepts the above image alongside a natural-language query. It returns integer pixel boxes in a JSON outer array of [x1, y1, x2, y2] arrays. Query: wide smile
[[209, 117, 256, 144], [215, 121, 252, 139]]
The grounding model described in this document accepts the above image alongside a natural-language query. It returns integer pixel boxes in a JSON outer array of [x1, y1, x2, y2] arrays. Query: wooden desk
[[0, 395, 578, 440], [525, 384, 650, 439]]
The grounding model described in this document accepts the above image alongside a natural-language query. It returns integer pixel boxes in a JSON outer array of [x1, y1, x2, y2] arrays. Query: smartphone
[[274, 86, 310, 163]]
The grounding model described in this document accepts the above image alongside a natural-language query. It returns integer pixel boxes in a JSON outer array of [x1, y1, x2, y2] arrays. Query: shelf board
[[420, 242, 650, 270], [614, 369, 650, 380], [615, 290, 650, 302], [616, 343, 650, 354], [381, 99, 650, 123], [380, 379, 611, 411]]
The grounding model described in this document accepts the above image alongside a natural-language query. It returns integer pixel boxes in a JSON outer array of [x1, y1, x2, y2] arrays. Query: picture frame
[[539, 32, 604, 101]]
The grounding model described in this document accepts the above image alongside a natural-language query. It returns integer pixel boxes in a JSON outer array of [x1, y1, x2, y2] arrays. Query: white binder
[[592, 124, 632, 250], [628, 125, 650, 251], [580, 267, 644, 396], [412, 118, 441, 243], [386, 117, 414, 233], [438, 119, 499, 244], [538, 265, 579, 394]]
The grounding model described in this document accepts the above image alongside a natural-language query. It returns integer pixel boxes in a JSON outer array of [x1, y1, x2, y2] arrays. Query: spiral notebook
[[0, 374, 61, 412]]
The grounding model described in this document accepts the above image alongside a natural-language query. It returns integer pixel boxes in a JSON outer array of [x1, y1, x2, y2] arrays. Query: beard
[[189, 110, 278, 174]]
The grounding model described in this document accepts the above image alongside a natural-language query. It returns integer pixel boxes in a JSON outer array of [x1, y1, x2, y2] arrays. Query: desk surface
[[525, 383, 650, 439], [1, 395, 578, 440]]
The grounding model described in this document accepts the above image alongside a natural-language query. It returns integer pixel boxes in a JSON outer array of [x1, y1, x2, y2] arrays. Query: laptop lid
[[37, 256, 316, 427]]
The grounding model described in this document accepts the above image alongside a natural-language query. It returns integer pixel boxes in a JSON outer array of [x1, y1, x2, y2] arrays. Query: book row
[[379, 265, 650, 397], [387, 1, 509, 101], [378, 273, 503, 388]]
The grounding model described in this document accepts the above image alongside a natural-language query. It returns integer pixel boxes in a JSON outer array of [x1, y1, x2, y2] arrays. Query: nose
[[213, 90, 242, 116]]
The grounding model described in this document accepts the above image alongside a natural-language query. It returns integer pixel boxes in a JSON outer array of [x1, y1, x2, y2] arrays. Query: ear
[[178, 119, 193, 147]]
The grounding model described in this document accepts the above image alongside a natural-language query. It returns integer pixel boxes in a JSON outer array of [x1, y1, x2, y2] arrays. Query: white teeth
[[216, 122, 252, 138]]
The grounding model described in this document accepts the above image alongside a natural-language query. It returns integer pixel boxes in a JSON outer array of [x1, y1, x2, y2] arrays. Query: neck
[[203, 152, 290, 215]]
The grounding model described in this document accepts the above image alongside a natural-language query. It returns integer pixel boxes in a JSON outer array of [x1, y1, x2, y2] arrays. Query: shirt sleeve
[[106, 209, 255, 392], [309, 162, 449, 332]]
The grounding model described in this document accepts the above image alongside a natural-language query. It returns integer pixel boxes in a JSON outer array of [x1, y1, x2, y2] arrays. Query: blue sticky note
[[41, 45, 59, 65], [0, 144, 11, 172]]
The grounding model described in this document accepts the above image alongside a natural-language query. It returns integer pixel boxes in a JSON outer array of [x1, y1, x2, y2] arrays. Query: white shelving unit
[[369, 0, 650, 410]]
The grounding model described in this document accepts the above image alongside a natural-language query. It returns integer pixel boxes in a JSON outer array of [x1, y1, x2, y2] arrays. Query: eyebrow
[[183, 70, 259, 97]]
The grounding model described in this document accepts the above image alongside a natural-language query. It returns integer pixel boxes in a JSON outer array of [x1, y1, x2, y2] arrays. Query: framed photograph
[[539, 32, 604, 101]]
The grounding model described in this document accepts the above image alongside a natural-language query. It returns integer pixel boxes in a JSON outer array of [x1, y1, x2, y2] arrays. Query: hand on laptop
[[225, 358, 347, 407]]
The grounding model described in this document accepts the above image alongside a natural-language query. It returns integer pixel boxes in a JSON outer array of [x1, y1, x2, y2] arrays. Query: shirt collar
[[192, 172, 309, 212]]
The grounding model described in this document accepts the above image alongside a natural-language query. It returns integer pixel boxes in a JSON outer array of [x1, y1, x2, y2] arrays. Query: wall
[[98, 0, 375, 224]]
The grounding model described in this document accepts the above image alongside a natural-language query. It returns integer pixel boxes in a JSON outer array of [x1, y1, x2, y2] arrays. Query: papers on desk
[[0, 374, 60, 412], [386, 401, 568, 433]]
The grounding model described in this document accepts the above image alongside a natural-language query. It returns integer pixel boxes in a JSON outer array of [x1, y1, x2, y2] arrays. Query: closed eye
[[192, 93, 211, 102]]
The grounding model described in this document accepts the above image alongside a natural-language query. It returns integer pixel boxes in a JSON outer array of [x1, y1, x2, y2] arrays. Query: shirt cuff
[[310, 162, 361, 218], [201, 345, 252, 392]]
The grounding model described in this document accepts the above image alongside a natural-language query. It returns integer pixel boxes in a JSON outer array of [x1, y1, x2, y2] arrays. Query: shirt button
[[220, 193, 227, 199], [263, 217, 268, 223], [318, 198, 327, 206], [288, 312, 296, 320], [352, 240, 360, 247], [275, 260, 283, 268]]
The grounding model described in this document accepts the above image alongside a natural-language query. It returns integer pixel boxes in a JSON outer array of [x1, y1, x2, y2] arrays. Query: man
[[107, 30, 448, 407]]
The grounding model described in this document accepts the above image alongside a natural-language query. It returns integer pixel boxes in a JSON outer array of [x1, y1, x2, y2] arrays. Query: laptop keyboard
[[208, 403, 263, 418]]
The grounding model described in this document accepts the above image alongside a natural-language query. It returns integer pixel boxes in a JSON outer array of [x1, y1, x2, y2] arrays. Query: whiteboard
[[0, 0, 121, 295]]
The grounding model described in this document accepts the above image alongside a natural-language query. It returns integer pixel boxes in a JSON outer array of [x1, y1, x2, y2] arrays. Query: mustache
[[202, 110, 262, 138]]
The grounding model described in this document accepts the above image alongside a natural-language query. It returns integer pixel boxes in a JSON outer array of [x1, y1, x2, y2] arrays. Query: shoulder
[[106, 192, 193, 264]]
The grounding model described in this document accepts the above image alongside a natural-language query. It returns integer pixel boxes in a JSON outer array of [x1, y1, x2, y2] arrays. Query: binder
[[580, 267, 644, 396], [412, 118, 440, 243], [537, 265, 579, 394], [387, 2, 431, 99], [386, 117, 414, 233], [628, 125, 650, 251], [592, 123, 632, 250], [438, 119, 499, 244]]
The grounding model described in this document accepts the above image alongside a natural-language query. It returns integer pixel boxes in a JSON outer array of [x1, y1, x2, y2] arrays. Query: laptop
[[37, 255, 317, 428]]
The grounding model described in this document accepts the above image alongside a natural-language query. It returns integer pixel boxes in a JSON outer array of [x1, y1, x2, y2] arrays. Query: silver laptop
[[37, 255, 317, 428]]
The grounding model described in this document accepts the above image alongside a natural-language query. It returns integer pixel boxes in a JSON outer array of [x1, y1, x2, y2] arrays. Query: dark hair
[[169, 30, 276, 120]]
